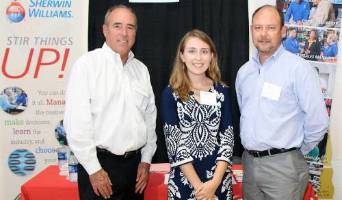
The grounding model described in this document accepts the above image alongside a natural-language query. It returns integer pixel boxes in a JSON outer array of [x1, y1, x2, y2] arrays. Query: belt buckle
[[123, 152, 130, 159], [123, 150, 136, 159], [267, 149, 271, 156]]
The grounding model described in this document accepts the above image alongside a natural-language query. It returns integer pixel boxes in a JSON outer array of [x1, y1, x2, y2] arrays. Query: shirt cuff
[[82, 159, 102, 175], [216, 157, 232, 165], [170, 158, 194, 168], [140, 141, 157, 164], [300, 142, 317, 155], [141, 151, 153, 164]]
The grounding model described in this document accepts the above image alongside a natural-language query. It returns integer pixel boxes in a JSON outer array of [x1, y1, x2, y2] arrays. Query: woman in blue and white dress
[[161, 29, 234, 200]]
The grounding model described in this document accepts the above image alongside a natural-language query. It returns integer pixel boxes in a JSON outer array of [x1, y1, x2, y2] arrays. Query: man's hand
[[135, 162, 150, 194], [89, 169, 112, 199]]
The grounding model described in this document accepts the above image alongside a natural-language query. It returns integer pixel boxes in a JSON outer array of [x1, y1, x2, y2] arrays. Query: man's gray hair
[[103, 4, 137, 29]]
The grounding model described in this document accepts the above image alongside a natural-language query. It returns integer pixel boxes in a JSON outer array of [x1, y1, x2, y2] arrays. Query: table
[[144, 163, 169, 200], [20, 164, 170, 200], [21, 164, 317, 200], [21, 166, 79, 200]]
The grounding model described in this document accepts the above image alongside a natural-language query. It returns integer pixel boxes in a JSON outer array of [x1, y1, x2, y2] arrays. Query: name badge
[[261, 82, 281, 101], [200, 91, 217, 105]]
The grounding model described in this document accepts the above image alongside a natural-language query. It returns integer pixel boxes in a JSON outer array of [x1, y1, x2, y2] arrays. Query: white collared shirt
[[64, 43, 157, 175]]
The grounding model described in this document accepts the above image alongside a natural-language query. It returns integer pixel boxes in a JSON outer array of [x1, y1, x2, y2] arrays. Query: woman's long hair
[[169, 29, 222, 102]]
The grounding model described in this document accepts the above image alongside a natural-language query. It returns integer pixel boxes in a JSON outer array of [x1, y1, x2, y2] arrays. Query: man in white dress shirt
[[64, 5, 157, 200]]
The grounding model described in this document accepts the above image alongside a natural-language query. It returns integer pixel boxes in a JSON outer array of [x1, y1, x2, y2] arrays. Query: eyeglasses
[[252, 25, 278, 32]]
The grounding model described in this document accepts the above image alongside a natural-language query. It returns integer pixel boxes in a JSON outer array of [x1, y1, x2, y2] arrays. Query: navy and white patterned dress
[[161, 83, 234, 200]]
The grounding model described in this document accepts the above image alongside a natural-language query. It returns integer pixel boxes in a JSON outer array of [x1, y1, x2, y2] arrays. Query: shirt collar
[[102, 43, 135, 65], [252, 45, 284, 66]]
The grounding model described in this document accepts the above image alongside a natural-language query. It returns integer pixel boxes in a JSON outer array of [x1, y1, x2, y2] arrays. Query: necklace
[[190, 79, 213, 97], [190, 86, 202, 96]]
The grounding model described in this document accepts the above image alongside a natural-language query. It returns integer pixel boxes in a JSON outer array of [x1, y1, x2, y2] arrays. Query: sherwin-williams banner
[[0, 0, 88, 199], [249, 1, 341, 199]]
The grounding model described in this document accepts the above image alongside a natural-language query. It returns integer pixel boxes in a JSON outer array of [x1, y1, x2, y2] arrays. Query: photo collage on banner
[[0, 0, 88, 199], [277, 0, 341, 198]]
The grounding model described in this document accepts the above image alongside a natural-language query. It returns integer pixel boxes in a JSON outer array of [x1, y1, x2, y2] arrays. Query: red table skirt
[[21, 164, 317, 200], [21, 166, 79, 200]]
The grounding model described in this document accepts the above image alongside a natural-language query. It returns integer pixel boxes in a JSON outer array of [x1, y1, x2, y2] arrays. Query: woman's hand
[[195, 179, 220, 200]]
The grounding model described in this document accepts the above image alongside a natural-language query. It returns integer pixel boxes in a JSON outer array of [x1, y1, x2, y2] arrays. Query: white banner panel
[[330, 34, 342, 200], [0, 0, 88, 199]]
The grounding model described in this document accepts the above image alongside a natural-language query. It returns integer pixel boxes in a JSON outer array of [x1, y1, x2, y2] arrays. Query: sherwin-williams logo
[[28, 0, 73, 18], [6, 1, 25, 23]]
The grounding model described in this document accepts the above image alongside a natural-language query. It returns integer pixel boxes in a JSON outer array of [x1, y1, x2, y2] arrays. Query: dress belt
[[96, 147, 140, 159], [246, 147, 298, 158]]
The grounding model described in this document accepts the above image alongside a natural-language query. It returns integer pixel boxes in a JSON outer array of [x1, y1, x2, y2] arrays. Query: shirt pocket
[[260, 84, 297, 117], [132, 81, 149, 112]]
